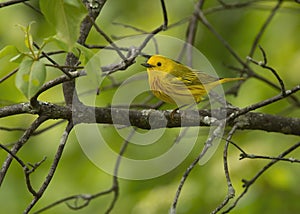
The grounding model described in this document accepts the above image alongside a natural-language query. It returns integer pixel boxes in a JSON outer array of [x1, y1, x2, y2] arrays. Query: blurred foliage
[[0, 0, 300, 213]]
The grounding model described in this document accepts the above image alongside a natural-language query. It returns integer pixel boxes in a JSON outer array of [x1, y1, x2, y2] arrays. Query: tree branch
[[63, 0, 106, 106], [1, 91, 300, 137]]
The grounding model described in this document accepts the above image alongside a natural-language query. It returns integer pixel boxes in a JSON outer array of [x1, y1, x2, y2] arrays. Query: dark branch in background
[[197, 0, 300, 107], [88, 16, 127, 61], [104, 129, 134, 214], [100, 0, 168, 75], [240, 152, 300, 163], [0, 68, 18, 84], [30, 70, 84, 104], [0, 0, 29, 8], [178, 0, 203, 66], [196, 6, 247, 68], [247, 0, 283, 58]]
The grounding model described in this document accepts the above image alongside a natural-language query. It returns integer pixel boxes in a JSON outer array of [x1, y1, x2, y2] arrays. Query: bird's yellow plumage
[[141, 55, 244, 105]]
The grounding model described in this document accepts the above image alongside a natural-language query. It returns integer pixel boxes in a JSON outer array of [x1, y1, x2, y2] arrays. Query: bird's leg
[[170, 104, 194, 119]]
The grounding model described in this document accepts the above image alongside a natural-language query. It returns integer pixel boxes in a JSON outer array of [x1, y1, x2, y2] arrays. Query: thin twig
[[33, 127, 134, 214], [171, 121, 225, 213], [0, 143, 46, 196], [247, 46, 286, 95], [105, 129, 134, 214], [30, 70, 84, 102], [223, 141, 300, 213], [160, 0, 168, 29], [212, 125, 237, 214], [101, 0, 168, 75], [248, 0, 283, 58], [229, 84, 300, 119], [0, 143, 26, 167], [33, 42, 73, 78], [24, 122, 73, 213], [0, 68, 18, 83], [180, 0, 203, 66], [88, 16, 127, 61], [196, 7, 247, 68], [239, 153, 300, 163], [0, 116, 48, 186]]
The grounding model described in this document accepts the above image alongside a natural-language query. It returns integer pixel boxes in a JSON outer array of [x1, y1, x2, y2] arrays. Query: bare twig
[[102, 0, 168, 75], [178, 0, 203, 66], [88, 16, 127, 61], [104, 129, 134, 214], [229, 84, 300, 120], [248, 0, 283, 58], [0, 144, 46, 196], [0, 68, 18, 83], [0, 116, 48, 186], [24, 122, 73, 213], [212, 125, 238, 214], [223, 141, 300, 213], [171, 121, 225, 213], [247, 46, 286, 95], [196, 6, 247, 68], [239, 153, 300, 163], [33, 126, 134, 214], [33, 42, 73, 78]]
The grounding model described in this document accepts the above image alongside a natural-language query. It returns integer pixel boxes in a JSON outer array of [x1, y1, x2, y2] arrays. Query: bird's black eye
[[157, 62, 162, 66]]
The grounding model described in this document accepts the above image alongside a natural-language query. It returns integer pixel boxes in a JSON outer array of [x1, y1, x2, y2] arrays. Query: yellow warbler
[[141, 55, 244, 105]]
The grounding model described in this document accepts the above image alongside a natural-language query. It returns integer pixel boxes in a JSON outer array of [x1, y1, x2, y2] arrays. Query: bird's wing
[[175, 70, 220, 86], [193, 70, 220, 85]]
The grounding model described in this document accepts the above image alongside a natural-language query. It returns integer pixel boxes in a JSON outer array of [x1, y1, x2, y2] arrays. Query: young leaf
[[15, 59, 46, 98], [40, 0, 87, 51], [17, 22, 35, 57]]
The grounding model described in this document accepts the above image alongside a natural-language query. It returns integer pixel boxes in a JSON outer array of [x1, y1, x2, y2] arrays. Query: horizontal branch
[[0, 102, 299, 136]]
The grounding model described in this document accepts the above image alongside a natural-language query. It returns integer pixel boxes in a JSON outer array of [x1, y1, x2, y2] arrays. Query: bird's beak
[[143, 54, 152, 59], [141, 63, 155, 68]]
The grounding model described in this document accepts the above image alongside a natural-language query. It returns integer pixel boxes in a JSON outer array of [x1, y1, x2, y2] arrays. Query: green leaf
[[44, 35, 70, 52], [44, 36, 95, 65], [15, 59, 46, 98], [0, 45, 26, 63], [10, 53, 27, 63], [75, 43, 95, 65], [40, 0, 87, 51], [0, 45, 19, 59]]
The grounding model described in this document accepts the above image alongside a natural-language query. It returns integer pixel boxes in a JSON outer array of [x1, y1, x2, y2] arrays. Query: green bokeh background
[[1, 0, 300, 213]]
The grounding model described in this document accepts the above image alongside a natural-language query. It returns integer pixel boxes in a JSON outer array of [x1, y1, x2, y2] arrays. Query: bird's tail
[[218, 77, 245, 84]]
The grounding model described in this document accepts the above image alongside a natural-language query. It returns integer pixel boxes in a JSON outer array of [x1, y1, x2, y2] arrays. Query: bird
[[141, 55, 244, 106]]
